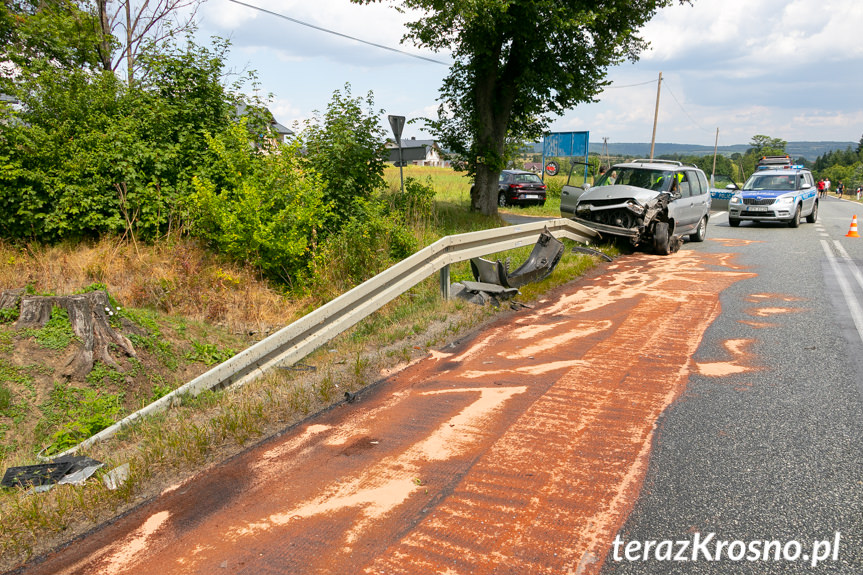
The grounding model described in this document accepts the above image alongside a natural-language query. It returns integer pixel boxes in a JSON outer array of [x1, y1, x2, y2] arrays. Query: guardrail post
[[440, 264, 451, 300]]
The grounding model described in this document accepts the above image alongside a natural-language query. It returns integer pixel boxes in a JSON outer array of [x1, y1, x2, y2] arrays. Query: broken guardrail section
[[469, 227, 565, 289]]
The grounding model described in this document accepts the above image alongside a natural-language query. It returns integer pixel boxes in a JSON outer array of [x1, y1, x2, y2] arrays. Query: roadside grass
[[0, 166, 616, 570], [0, 236, 298, 334]]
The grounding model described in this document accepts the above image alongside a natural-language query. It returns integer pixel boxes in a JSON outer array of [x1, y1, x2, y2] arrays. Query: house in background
[[234, 102, 294, 146], [386, 137, 449, 167]]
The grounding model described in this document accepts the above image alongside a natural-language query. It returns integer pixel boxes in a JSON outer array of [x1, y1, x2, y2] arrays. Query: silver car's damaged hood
[[578, 184, 661, 206]]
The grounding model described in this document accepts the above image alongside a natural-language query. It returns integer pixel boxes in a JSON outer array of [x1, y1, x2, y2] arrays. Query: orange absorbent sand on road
[[20, 250, 754, 575]]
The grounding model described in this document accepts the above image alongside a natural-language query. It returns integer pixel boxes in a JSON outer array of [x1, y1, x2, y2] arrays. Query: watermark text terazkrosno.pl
[[612, 532, 841, 568]]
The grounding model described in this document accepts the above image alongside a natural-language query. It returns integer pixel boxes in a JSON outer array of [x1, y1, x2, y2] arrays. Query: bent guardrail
[[52, 218, 598, 457]]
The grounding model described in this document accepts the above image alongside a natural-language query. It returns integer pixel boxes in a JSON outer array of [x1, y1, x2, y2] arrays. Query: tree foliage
[[747, 135, 787, 157], [812, 142, 863, 190], [0, 35, 241, 241], [0, 0, 104, 80], [188, 121, 332, 286], [299, 84, 387, 222], [1, 3, 416, 291], [355, 0, 686, 214]]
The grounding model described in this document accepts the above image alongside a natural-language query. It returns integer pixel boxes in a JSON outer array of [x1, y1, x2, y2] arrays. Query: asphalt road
[[604, 196, 863, 574], [10, 199, 863, 574]]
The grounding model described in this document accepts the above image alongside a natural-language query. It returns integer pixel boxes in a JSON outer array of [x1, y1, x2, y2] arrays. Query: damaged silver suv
[[560, 159, 711, 255]]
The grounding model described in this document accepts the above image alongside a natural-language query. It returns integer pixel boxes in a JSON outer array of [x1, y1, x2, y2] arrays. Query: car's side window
[[677, 172, 692, 198], [499, 174, 506, 183], [695, 171, 709, 196]]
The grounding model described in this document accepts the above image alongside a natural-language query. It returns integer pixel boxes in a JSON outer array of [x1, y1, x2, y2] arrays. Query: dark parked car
[[472, 170, 547, 207]]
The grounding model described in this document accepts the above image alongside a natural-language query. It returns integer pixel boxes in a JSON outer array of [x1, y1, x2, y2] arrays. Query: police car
[[727, 156, 817, 227]]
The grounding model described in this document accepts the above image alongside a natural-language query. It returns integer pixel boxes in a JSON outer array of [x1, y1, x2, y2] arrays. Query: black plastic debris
[[470, 228, 565, 288], [2, 461, 73, 489], [345, 391, 358, 403], [2, 455, 104, 489]]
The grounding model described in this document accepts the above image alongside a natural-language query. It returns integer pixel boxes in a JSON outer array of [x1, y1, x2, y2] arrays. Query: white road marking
[[832, 241, 863, 293], [820, 240, 863, 345]]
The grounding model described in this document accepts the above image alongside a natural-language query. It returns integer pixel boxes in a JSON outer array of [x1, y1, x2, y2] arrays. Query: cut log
[[16, 291, 137, 380]]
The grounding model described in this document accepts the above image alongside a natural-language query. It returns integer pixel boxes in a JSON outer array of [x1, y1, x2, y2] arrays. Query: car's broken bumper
[[570, 216, 641, 239]]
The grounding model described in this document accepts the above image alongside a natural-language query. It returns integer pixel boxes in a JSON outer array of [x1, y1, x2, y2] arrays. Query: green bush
[[299, 84, 386, 222], [0, 38, 240, 242], [386, 176, 436, 223], [0, 307, 18, 324], [187, 122, 332, 286], [315, 200, 418, 289], [0, 385, 11, 412], [185, 341, 236, 365]]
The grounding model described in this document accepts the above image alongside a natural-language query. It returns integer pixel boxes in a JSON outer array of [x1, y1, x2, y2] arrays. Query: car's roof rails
[[632, 159, 683, 166]]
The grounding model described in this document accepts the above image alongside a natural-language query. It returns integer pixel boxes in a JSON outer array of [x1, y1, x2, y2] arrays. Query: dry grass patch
[[0, 236, 299, 334]]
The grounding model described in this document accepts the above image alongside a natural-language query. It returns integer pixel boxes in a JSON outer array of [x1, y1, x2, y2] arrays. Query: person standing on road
[[857, 186, 862, 201], [818, 178, 826, 198], [837, 181, 845, 198], [825, 178, 832, 196]]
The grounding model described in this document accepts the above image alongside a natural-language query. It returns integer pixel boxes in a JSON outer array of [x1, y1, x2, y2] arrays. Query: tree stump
[[0, 288, 24, 311], [14, 290, 137, 380]]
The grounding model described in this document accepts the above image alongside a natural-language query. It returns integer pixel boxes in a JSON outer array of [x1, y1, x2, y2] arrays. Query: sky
[[193, 0, 863, 147]]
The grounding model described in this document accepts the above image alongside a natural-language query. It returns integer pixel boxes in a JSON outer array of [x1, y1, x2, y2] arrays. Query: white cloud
[[197, 0, 863, 145]]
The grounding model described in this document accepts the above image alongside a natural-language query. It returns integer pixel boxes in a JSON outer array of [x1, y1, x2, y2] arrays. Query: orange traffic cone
[[847, 215, 860, 238]]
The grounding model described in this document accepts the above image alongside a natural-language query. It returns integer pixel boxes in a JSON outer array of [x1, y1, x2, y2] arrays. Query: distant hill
[[525, 141, 856, 162]]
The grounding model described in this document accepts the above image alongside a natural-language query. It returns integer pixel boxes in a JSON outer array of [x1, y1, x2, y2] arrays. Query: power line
[[663, 81, 713, 134], [226, 0, 450, 66], [606, 78, 658, 89]]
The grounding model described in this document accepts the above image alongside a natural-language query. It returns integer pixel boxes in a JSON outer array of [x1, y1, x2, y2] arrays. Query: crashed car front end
[[572, 190, 672, 245]]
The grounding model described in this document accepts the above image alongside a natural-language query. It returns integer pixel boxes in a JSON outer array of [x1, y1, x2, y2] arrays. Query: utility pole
[[711, 127, 720, 186], [602, 137, 610, 169], [649, 72, 662, 160]]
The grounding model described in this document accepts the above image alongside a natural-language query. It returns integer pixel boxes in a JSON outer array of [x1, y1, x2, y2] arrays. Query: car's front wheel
[[653, 221, 671, 255], [498, 193, 507, 208], [690, 216, 708, 242], [729, 217, 740, 227], [789, 204, 801, 228], [806, 200, 819, 223]]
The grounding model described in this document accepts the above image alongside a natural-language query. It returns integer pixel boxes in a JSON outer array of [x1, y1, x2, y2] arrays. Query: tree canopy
[[747, 135, 787, 157], [356, 0, 688, 214]]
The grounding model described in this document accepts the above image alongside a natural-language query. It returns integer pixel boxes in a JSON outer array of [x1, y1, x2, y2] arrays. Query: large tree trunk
[[13, 291, 137, 380], [474, 163, 501, 215], [471, 39, 520, 217]]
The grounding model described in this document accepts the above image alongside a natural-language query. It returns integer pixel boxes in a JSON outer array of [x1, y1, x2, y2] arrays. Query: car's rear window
[[513, 173, 543, 184]]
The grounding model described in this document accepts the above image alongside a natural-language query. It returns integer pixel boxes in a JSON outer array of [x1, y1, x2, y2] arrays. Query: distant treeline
[[522, 141, 856, 162]]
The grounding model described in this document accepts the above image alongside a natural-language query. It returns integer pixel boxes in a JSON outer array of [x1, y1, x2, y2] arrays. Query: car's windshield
[[594, 168, 675, 192], [743, 174, 796, 191]]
